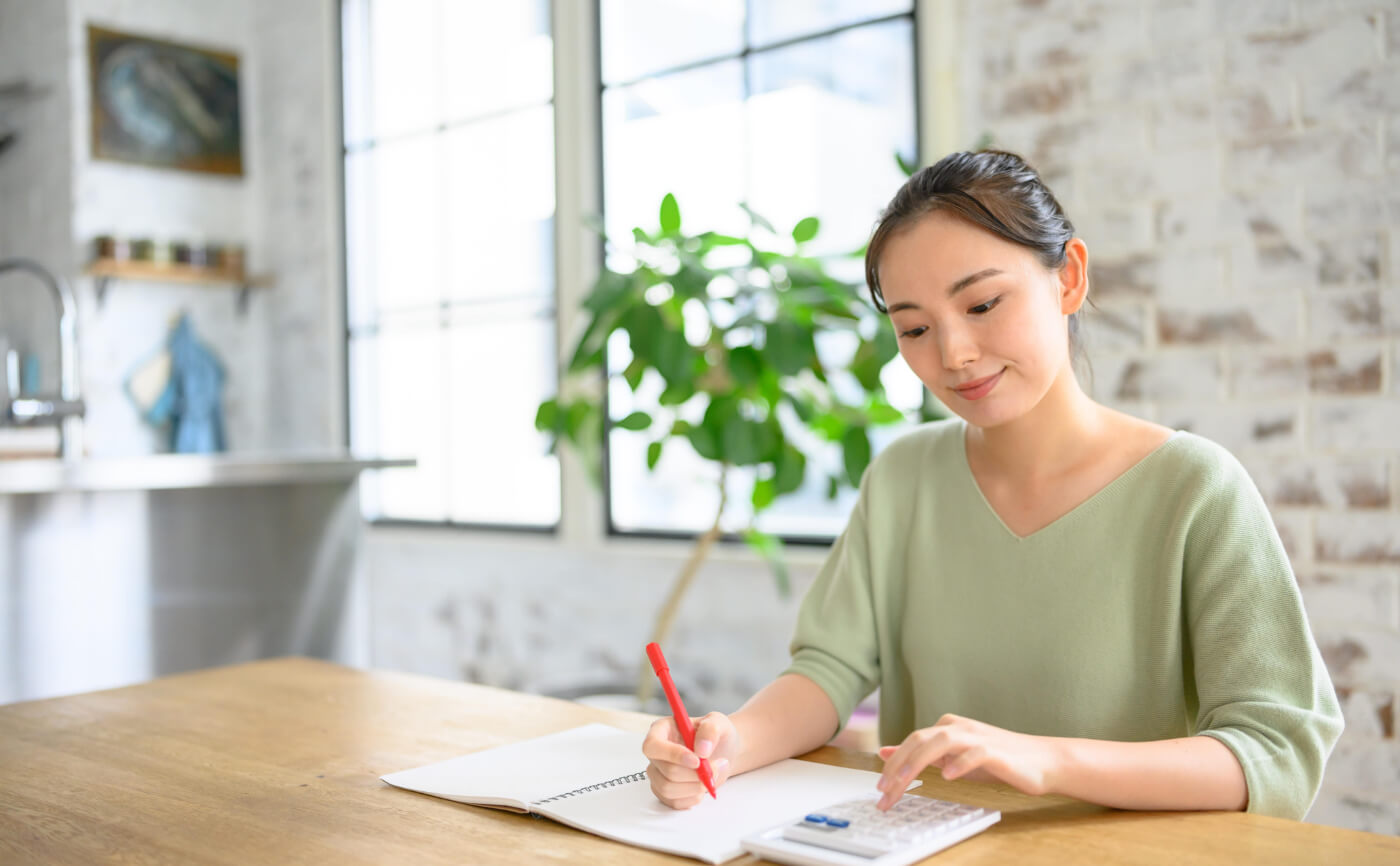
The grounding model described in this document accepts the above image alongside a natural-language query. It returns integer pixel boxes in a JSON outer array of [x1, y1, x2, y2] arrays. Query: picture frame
[[87, 24, 243, 176]]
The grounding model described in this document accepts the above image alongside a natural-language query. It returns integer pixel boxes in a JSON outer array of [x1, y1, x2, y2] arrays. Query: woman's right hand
[[642, 711, 741, 809]]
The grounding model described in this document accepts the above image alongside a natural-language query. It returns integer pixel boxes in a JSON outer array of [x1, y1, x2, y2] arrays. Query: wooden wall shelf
[[85, 259, 273, 313]]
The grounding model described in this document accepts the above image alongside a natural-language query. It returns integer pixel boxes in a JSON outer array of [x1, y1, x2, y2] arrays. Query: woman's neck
[[964, 363, 1106, 484]]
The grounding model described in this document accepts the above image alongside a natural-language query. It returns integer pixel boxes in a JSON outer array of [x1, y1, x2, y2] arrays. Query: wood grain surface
[[0, 658, 1394, 865]]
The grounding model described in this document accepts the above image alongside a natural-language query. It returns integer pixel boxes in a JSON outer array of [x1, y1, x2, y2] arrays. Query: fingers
[[692, 711, 729, 760], [941, 744, 988, 780], [647, 757, 731, 809], [877, 727, 963, 809], [642, 718, 700, 769], [644, 714, 738, 808]]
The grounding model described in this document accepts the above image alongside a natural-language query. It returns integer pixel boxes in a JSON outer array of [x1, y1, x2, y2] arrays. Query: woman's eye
[[898, 326, 927, 339], [969, 297, 1001, 315]]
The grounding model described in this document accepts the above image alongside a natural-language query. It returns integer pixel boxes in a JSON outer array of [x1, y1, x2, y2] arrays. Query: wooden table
[[1, 658, 1395, 865]]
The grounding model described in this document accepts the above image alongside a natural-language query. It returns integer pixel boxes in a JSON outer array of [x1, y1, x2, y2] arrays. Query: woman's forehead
[[880, 213, 1038, 295]]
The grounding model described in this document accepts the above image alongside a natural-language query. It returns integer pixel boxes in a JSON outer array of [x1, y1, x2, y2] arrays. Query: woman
[[642, 150, 1342, 820]]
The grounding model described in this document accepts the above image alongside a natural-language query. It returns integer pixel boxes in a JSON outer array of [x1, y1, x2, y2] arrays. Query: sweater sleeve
[[781, 473, 881, 732], [1182, 450, 1344, 820]]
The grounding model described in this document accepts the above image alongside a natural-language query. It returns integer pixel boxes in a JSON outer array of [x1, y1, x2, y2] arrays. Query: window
[[599, 1, 921, 539], [342, 0, 560, 527]]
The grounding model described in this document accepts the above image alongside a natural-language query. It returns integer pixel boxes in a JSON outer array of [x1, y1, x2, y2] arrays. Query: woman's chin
[[948, 396, 1032, 430]]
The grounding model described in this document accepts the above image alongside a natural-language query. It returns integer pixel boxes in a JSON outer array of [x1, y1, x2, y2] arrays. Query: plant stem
[[636, 464, 729, 708]]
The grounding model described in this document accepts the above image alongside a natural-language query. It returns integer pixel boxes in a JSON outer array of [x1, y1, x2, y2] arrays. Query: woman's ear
[[1058, 238, 1089, 316]]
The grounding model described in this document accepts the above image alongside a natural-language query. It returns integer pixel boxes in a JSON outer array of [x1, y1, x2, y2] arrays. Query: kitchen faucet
[[0, 257, 85, 459]]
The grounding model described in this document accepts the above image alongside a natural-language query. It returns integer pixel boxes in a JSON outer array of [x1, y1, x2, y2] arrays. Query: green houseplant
[[537, 193, 929, 704]]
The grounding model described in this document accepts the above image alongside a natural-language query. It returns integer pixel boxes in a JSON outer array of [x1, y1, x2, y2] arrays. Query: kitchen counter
[[0, 454, 413, 493], [0, 453, 414, 703]]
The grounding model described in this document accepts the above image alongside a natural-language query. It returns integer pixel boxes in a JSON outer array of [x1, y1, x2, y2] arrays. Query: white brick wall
[[967, 0, 1400, 833]]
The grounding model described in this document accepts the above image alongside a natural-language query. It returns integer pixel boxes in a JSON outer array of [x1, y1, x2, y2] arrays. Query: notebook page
[[381, 723, 646, 809], [536, 755, 904, 865]]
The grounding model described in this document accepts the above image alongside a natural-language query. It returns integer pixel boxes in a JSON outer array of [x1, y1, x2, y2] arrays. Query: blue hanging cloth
[[145, 314, 227, 453]]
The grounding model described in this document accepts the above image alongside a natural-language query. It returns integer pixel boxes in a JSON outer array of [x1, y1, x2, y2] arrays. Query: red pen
[[645, 642, 717, 799]]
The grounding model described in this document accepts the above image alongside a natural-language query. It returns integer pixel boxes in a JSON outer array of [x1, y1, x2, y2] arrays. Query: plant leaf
[[582, 269, 633, 314], [622, 358, 646, 391], [841, 425, 871, 487], [700, 231, 747, 247], [721, 414, 761, 466], [895, 151, 918, 177], [534, 398, 559, 433], [774, 445, 806, 495], [658, 378, 696, 406], [738, 201, 776, 234], [659, 193, 681, 235], [865, 399, 905, 425], [616, 410, 651, 431], [727, 345, 762, 386], [564, 401, 592, 440], [791, 216, 820, 244], [653, 328, 693, 383], [646, 439, 664, 470], [686, 423, 721, 460], [566, 309, 615, 373], [623, 302, 663, 363], [751, 477, 776, 511], [763, 319, 816, 376]]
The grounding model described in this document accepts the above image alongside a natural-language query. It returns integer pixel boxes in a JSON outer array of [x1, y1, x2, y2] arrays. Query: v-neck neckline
[[956, 422, 1183, 542]]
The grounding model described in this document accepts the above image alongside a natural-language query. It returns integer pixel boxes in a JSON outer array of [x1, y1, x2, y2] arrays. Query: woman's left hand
[[875, 714, 1062, 809]]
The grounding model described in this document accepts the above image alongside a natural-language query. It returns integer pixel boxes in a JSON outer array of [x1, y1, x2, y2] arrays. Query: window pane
[[349, 136, 446, 319], [602, 61, 747, 250], [351, 320, 449, 521], [746, 19, 915, 260], [446, 306, 559, 526], [367, 0, 441, 139], [345, 1, 560, 529], [602, 16, 918, 539], [606, 342, 720, 533], [600, 0, 744, 84], [444, 108, 555, 302], [441, 1, 552, 120], [748, 0, 912, 47], [341, 0, 371, 147], [343, 147, 377, 328]]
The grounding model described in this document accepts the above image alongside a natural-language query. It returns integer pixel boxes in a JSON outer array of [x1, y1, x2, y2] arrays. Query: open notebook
[[381, 723, 913, 864]]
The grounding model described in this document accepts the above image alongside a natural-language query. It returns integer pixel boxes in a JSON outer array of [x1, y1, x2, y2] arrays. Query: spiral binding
[[532, 771, 648, 805]]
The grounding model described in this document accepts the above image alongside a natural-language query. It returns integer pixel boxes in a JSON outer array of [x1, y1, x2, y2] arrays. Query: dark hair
[[864, 150, 1087, 348]]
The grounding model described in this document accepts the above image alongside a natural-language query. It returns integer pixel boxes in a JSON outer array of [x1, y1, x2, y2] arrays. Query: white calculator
[[740, 792, 1000, 866]]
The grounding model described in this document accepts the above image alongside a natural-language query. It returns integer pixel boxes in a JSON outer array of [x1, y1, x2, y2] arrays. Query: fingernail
[[876, 777, 889, 792], [713, 758, 729, 774], [695, 739, 714, 758]]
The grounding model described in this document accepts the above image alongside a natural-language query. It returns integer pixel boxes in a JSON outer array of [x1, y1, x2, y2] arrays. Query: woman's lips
[[952, 368, 1004, 401]]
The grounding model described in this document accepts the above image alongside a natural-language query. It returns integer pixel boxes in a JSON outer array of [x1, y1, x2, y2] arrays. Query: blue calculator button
[[826, 818, 850, 828], [804, 814, 829, 824]]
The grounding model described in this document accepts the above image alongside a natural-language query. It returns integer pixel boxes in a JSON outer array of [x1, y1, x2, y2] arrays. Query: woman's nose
[[939, 325, 977, 370]]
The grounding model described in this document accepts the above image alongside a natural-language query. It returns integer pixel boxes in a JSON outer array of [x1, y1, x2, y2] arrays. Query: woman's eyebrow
[[887, 268, 1004, 313], [948, 268, 1003, 296]]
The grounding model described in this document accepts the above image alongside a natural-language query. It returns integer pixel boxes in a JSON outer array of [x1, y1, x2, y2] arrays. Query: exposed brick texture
[[968, 0, 1400, 832]]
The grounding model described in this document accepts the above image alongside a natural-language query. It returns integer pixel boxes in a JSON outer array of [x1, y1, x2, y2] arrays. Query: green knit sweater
[[783, 418, 1342, 820]]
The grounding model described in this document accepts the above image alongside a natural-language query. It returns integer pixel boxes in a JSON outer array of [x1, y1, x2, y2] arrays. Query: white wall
[[0, 0, 342, 456]]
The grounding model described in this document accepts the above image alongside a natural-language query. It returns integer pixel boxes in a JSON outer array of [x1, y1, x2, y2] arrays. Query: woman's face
[[877, 211, 1081, 429]]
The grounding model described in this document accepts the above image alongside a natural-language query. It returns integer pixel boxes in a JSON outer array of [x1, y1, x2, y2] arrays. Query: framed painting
[[88, 25, 243, 176]]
